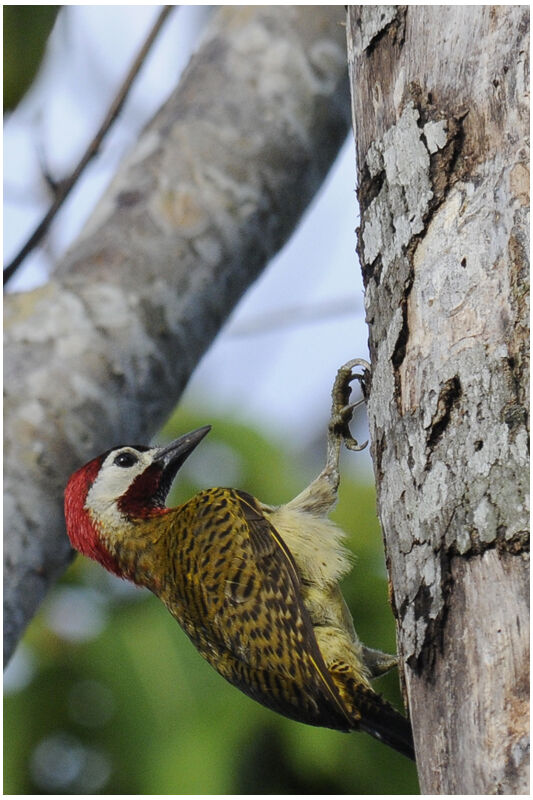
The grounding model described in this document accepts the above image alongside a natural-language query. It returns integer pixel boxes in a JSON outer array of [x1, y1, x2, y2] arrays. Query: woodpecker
[[64, 359, 414, 760]]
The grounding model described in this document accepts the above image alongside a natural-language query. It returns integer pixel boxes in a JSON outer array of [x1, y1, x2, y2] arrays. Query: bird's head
[[64, 426, 211, 576]]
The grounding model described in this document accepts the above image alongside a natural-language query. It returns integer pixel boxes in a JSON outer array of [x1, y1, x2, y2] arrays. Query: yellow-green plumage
[[65, 360, 414, 759], [114, 487, 353, 730], [108, 482, 410, 753]]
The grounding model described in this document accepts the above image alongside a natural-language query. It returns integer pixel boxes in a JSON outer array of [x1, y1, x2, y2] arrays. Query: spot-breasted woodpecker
[[64, 360, 414, 760]]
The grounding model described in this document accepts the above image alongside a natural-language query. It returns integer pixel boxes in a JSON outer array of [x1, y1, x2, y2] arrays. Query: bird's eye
[[113, 451, 138, 468]]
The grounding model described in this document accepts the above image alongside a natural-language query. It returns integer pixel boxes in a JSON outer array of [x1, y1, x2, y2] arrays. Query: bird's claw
[[329, 359, 371, 452]]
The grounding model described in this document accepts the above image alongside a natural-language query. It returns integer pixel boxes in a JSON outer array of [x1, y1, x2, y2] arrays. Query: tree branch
[[4, 6, 351, 665]]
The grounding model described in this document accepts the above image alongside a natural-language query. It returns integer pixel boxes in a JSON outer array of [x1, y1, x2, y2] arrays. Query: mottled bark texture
[[4, 6, 351, 665], [347, 5, 529, 794]]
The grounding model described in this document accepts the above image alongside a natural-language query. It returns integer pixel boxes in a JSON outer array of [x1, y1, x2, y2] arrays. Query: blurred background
[[4, 6, 419, 794]]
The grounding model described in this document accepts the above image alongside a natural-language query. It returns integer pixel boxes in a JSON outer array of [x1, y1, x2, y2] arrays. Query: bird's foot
[[288, 359, 371, 515], [328, 358, 371, 453], [361, 646, 398, 678]]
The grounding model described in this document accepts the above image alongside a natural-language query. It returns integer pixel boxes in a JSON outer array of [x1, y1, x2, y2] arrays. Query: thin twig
[[227, 296, 362, 337], [4, 5, 174, 287]]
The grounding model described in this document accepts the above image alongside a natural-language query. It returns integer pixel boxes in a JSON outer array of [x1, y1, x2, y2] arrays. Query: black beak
[[155, 425, 211, 478], [120, 427, 212, 512]]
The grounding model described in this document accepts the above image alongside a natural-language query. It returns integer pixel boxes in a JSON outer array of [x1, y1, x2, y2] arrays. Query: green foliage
[[4, 409, 419, 794], [3, 6, 60, 110]]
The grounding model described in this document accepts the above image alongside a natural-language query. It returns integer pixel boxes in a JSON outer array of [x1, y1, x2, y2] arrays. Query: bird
[[64, 359, 415, 761]]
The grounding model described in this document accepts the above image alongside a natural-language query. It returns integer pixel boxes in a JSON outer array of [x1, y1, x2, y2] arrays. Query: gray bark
[[4, 6, 351, 665], [347, 5, 529, 793]]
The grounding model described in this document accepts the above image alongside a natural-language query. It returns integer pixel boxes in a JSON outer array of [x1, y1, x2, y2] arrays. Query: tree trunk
[[347, 5, 529, 794], [4, 6, 351, 666]]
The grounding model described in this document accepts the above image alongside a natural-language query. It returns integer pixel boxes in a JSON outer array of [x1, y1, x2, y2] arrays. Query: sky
[[4, 5, 372, 472]]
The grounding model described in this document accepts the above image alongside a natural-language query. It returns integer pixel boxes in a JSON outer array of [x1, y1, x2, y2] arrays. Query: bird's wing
[[193, 488, 354, 731]]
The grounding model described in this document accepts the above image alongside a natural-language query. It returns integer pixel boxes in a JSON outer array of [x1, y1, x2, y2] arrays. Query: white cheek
[[85, 462, 147, 530], [93, 467, 137, 498]]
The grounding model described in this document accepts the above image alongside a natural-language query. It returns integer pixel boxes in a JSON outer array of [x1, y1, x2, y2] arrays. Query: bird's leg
[[328, 360, 399, 678], [285, 359, 399, 677], [326, 360, 399, 678], [286, 359, 370, 515], [323, 358, 371, 494], [361, 645, 398, 678]]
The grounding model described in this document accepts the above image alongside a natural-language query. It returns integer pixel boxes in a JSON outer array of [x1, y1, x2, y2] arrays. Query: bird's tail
[[332, 669, 415, 760], [356, 684, 415, 761]]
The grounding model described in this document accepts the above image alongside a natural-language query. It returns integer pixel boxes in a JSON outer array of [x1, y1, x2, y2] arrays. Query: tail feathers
[[357, 687, 415, 761], [331, 666, 415, 760]]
